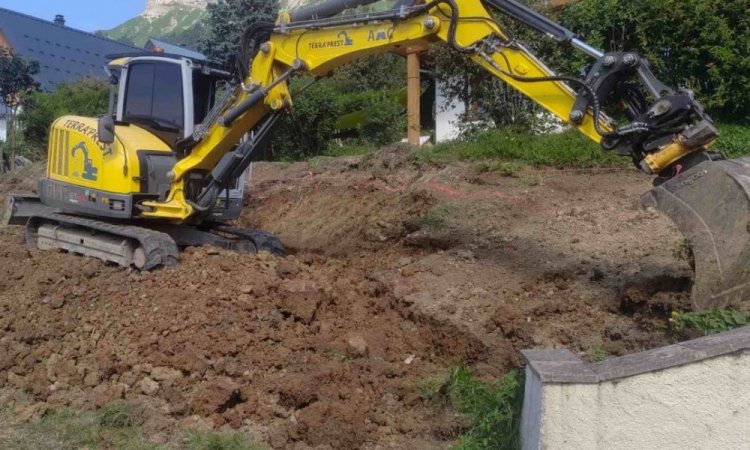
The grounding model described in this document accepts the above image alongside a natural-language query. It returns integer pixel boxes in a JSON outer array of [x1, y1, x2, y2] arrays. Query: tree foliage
[[0, 49, 39, 172], [561, 0, 750, 121], [200, 0, 279, 67], [21, 78, 109, 151]]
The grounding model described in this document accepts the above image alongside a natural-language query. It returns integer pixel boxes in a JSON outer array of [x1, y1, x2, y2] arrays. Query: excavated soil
[[0, 148, 694, 449]]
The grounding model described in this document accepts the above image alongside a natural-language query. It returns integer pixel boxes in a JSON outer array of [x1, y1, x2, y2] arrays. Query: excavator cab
[[105, 53, 232, 148], [96, 53, 245, 221]]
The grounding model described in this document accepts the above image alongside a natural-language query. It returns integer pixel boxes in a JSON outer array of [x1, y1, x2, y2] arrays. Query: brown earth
[[0, 148, 693, 449]]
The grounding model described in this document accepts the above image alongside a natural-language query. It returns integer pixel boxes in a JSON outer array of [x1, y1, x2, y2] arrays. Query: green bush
[[272, 78, 343, 160], [271, 77, 405, 160], [561, 0, 750, 121], [671, 309, 749, 339], [336, 89, 406, 146], [21, 78, 109, 148], [447, 367, 523, 450]]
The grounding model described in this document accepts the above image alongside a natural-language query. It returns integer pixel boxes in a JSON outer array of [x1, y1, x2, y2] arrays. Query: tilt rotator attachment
[[482, 0, 749, 308]]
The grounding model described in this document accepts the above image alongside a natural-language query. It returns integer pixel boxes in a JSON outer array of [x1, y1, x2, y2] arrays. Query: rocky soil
[[0, 148, 693, 448]]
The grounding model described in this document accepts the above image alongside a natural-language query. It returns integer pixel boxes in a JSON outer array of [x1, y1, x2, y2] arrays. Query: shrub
[[21, 78, 108, 149], [671, 309, 749, 340], [562, 0, 750, 121], [447, 367, 524, 450]]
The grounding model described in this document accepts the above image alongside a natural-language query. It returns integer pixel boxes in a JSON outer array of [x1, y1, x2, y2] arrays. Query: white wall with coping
[[521, 327, 750, 450]]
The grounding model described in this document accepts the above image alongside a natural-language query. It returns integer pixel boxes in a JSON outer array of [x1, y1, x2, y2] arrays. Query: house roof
[[0, 7, 140, 91], [145, 38, 206, 61]]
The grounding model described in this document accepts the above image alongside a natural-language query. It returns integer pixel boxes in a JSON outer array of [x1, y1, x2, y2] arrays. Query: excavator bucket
[[642, 157, 750, 309]]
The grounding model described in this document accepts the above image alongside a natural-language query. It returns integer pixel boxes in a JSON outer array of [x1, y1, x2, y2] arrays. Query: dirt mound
[[0, 155, 697, 448], [0, 163, 44, 203], [0, 230, 486, 448]]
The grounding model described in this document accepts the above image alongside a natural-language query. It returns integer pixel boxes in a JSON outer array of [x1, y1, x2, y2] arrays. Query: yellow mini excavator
[[5, 0, 750, 308]]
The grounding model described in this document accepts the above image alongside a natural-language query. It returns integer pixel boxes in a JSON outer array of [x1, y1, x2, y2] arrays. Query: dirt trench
[[0, 149, 694, 448]]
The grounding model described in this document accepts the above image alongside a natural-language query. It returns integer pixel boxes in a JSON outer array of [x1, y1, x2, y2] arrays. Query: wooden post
[[407, 49, 421, 146]]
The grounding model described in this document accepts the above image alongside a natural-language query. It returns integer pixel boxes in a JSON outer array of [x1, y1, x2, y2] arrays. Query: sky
[[0, 0, 143, 32]]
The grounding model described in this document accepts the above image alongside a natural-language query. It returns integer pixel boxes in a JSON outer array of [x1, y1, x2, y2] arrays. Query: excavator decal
[[71, 141, 98, 181]]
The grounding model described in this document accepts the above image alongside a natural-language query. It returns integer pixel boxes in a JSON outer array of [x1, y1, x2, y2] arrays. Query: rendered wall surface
[[521, 327, 750, 450]]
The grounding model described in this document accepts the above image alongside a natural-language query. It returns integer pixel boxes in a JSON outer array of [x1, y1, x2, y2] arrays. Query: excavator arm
[[141, 0, 616, 221], [142, 0, 743, 308]]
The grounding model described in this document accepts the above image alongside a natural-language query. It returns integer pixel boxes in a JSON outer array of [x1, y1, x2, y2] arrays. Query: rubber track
[[26, 212, 179, 270]]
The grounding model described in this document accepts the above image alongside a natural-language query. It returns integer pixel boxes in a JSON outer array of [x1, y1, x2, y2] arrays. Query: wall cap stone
[[522, 325, 750, 383]]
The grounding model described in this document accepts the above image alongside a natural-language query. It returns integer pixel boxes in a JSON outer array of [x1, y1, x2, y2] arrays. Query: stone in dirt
[[137, 376, 160, 396], [346, 334, 369, 357], [276, 259, 300, 278], [92, 383, 126, 407], [189, 376, 243, 416], [277, 279, 324, 324], [150, 366, 183, 384]]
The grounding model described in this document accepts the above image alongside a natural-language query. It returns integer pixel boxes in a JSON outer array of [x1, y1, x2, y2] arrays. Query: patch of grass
[[417, 374, 450, 401], [519, 176, 542, 187], [671, 309, 749, 339], [591, 346, 609, 363], [0, 403, 159, 450], [716, 123, 750, 158], [420, 203, 457, 230], [184, 430, 264, 450], [447, 367, 523, 450], [99, 401, 135, 428], [474, 161, 527, 177], [325, 348, 352, 363], [413, 128, 625, 168]]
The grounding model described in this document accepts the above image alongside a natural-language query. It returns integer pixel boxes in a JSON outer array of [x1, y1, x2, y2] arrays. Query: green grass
[[412, 128, 625, 168], [184, 431, 264, 450], [446, 367, 524, 450], [420, 203, 457, 230], [0, 402, 263, 450], [591, 346, 609, 363], [0, 402, 159, 450], [715, 123, 750, 158], [322, 143, 376, 157], [671, 309, 749, 340], [417, 375, 450, 401], [474, 161, 527, 177]]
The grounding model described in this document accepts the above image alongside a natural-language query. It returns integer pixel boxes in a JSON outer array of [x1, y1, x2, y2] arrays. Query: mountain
[[98, 0, 209, 49]]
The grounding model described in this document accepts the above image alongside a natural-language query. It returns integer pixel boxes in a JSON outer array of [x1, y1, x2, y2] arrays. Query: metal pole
[[571, 38, 604, 59]]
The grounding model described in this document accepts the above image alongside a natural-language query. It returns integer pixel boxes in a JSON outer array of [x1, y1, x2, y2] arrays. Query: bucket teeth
[[643, 157, 750, 309]]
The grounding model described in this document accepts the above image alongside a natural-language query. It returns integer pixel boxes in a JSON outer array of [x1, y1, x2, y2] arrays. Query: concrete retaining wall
[[521, 326, 750, 449]]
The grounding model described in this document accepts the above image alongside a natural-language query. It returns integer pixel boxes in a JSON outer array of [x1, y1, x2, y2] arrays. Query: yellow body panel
[[48, 116, 172, 195]]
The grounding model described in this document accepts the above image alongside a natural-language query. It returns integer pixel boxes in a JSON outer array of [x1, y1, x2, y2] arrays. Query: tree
[[200, 0, 279, 68], [21, 78, 109, 154], [0, 48, 38, 172], [561, 0, 750, 122]]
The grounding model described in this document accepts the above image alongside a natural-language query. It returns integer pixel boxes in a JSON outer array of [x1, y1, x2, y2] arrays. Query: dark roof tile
[[0, 7, 140, 91]]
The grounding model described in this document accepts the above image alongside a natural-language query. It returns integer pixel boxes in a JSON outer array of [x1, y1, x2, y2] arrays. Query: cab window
[[123, 62, 184, 132]]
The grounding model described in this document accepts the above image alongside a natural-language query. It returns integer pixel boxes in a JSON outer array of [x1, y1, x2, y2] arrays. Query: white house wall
[[435, 77, 464, 143]]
